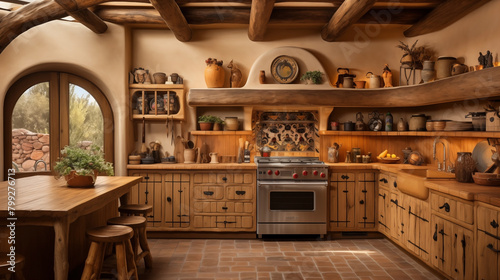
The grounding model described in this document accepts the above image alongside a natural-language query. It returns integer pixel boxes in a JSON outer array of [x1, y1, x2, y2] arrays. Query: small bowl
[[426, 121, 434, 131]]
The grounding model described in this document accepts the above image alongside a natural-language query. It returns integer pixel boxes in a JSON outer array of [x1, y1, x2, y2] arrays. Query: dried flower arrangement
[[396, 40, 433, 69], [205, 58, 223, 66]]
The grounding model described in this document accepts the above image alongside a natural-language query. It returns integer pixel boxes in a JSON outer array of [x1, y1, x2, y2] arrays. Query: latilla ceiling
[[0, 0, 490, 53]]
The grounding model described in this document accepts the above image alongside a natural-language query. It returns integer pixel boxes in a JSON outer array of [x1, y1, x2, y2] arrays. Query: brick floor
[[136, 238, 443, 280]]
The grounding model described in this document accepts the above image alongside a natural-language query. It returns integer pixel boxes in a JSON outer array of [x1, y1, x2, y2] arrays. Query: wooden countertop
[[0, 175, 142, 222], [127, 161, 500, 207], [127, 163, 257, 170]]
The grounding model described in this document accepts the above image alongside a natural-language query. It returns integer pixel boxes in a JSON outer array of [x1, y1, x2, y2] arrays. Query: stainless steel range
[[256, 156, 328, 237]]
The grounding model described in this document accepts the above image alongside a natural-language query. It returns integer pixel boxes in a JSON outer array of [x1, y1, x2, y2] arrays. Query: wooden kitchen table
[[0, 175, 142, 280]]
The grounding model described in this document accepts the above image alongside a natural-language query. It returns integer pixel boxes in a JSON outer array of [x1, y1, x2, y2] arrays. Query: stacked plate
[[444, 121, 473, 131]]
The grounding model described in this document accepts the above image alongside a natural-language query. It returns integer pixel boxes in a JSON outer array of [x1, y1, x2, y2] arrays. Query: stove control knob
[[267, 170, 272, 175], [320, 172, 326, 178], [292, 173, 299, 179], [313, 170, 319, 176], [274, 170, 280, 176], [302, 170, 308, 176]]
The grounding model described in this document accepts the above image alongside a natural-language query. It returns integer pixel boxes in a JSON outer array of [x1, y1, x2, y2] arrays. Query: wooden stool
[[0, 254, 25, 280], [108, 216, 153, 269], [118, 204, 153, 217], [81, 225, 138, 280]]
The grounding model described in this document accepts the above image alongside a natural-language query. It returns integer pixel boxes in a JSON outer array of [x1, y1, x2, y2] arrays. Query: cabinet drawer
[[193, 186, 224, 200], [194, 201, 253, 214], [193, 173, 217, 184], [226, 186, 253, 200], [430, 192, 473, 225], [378, 172, 397, 190], [193, 215, 253, 228], [477, 205, 500, 236], [330, 172, 355, 182]]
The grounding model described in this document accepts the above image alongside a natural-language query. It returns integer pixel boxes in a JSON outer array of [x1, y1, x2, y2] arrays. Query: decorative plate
[[271, 55, 299, 84], [377, 157, 400, 164]]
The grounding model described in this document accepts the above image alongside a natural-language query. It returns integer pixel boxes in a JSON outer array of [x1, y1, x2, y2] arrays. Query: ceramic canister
[[435, 56, 456, 79], [409, 114, 427, 131]]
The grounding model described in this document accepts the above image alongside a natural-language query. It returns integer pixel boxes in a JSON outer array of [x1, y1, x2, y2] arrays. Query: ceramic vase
[[421, 61, 436, 83], [455, 152, 475, 183], [435, 57, 456, 80], [204, 64, 225, 88], [224, 117, 239, 131]]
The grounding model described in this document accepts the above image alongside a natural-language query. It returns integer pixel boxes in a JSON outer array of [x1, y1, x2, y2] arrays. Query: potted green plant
[[300, 71, 323, 84], [198, 114, 217, 130], [54, 145, 114, 187]]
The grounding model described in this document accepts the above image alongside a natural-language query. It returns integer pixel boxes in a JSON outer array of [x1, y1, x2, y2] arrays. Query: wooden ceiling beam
[[248, 0, 275, 41], [95, 6, 429, 25], [0, 0, 67, 52], [54, 0, 107, 33], [321, 0, 377, 42], [404, 0, 491, 37], [149, 0, 192, 41]]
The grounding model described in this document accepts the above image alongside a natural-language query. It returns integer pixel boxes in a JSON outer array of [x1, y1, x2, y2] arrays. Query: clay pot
[[435, 57, 456, 79], [199, 122, 214, 131], [455, 152, 475, 183], [204, 64, 225, 88], [421, 61, 436, 83], [224, 117, 239, 131], [65, 170, 98, 188], [153, 72, 166, 84]]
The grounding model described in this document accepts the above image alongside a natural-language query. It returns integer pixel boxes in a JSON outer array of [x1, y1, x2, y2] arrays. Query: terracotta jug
[[205, 64, 225, 88]]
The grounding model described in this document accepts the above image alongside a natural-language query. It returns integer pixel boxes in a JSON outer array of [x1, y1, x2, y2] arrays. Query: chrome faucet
[[433, 137, 447, 171]]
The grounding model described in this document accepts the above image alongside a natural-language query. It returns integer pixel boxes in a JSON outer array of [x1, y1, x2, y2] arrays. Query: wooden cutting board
[[174, 136, 184, 163]]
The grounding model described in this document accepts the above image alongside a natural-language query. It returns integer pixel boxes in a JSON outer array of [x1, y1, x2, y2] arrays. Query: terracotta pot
[[199, 122, 214, 131], [204, 64, 225, 88], [65, 170, 98, 188]]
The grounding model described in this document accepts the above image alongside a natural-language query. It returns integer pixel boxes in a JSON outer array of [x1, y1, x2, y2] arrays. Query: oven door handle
[[257, 181, 328, 187]]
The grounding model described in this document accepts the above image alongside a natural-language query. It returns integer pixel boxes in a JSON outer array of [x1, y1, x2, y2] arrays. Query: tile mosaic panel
[[254, 111, 319, 153]]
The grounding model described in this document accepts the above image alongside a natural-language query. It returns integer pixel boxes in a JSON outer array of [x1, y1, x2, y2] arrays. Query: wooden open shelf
[[188, 67, 500, 108], [191, 131, 253, 136], [130, 84, 185, 121], [319, 130, 500, 138]]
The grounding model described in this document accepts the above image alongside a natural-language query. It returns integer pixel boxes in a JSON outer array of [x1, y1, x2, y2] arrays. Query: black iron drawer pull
[[359, 200, 365, 205], [379, 178, 388, 183], [439, 202, 450, 212], [487, 244, 500, 253], [204, 191, 214, 196], [491, 220, 499, 228], [222, 177, 227, 182], [379, 193, 386, 199], [222, 206, 228, 210], [433, 224, 438, 241], [167, 197, 172, 202], [341, 175, 350, 180], [236, 191, 246, 195], [393, 182, 397, 188]]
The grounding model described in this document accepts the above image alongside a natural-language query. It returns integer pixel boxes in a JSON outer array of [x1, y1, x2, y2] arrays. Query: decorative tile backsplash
[[254, 111, 319, 152]]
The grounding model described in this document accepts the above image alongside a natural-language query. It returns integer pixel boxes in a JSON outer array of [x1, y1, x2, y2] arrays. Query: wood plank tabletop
[[0, 175, 142, 221]]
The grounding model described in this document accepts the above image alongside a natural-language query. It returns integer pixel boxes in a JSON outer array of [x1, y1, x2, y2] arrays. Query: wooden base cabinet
[[431, 215, 474, 280], [329, 171, 376, 230], [164, 173, 191, 228], [404, 194, 430, 262], [192, 171, 256, 231]]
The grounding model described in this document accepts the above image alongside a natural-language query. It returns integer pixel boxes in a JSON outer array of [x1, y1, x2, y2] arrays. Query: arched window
[[3, 72, 114, 179]]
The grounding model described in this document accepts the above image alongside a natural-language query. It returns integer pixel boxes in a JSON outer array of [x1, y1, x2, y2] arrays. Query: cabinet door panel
[[431, 216, 453, 277], [164, 176, 190, 228], [377, 188, 390, 235], [477, 230, 498, 280], [330, 177, 355, 228], [355, 174, 375, 228], [129, 172, 162, 227], [451, 225, 473, 280], [390, 192, 400, 240]]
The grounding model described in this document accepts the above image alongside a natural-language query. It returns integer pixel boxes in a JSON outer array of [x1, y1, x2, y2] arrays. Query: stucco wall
[[0, 0, 499, 178]]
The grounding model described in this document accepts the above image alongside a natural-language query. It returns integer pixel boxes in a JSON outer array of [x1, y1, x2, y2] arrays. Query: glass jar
[[455, 152, 475, 183], [351, 148, 361, 163]]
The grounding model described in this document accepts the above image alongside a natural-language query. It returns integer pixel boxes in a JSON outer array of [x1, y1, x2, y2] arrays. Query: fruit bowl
[[377, 157, 400, 164]]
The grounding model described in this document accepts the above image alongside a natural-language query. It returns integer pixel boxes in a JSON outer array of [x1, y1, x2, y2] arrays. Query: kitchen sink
[[398, 168, 456, 179], [396, 169, 454, 200]]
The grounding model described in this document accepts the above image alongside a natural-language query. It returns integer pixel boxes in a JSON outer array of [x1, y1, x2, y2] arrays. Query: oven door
[[257, 180, 327, 235]]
